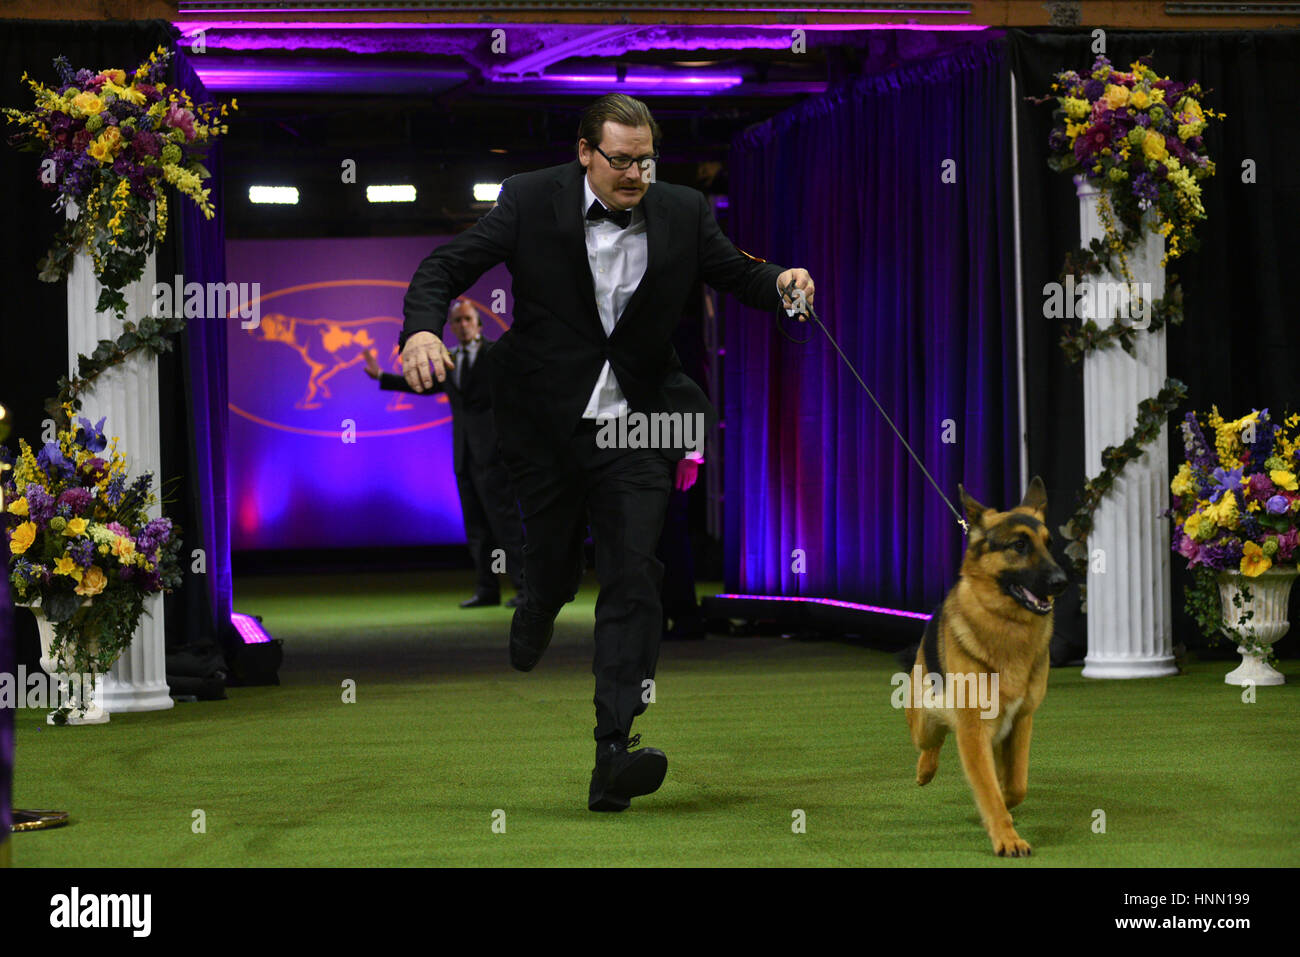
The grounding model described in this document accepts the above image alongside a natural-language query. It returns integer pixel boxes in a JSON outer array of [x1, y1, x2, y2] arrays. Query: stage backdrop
[[723, 36, 1018, 612], [225, 237, 512, 550]]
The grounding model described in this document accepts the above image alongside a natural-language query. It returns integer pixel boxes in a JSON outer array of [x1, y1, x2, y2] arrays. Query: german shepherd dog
[[904, 476, 1068, 856]]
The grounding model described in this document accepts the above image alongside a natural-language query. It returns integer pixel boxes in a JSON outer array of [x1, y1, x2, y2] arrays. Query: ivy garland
[[1054, 223, 1188, 611], [44, 313, 188, 431]]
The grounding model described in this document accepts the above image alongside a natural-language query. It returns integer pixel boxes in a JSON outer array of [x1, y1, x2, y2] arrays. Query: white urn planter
[[1074, 176, 1177, 679], [16, 598, 109, 725], [1215, 567, 1296, 687]]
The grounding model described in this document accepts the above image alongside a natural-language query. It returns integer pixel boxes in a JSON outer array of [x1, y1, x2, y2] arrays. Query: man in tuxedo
[[399, 93, 814, 812], [366, 299, 525, 608]]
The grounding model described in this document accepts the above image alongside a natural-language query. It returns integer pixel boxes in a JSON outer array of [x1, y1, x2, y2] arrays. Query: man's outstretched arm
[[400, 177, 519, 390], [694, 190, 815, 314]]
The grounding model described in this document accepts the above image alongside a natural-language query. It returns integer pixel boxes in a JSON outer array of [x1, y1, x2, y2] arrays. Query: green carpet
[[10, 570, 1299, 867]]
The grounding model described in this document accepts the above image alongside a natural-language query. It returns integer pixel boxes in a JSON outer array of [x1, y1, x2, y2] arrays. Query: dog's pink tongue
[[1023, 588, 1043, 605]]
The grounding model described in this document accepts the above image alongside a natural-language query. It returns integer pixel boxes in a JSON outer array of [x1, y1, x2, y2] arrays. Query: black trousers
[[456, 452, 526, 598], [502, 420, 674, 742]]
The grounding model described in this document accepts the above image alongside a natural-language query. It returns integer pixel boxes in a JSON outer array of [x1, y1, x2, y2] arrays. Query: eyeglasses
[[591, 144, 659, 171]]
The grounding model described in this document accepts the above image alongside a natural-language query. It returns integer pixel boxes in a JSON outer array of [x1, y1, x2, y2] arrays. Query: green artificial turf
[[10, 569, 1300, 867]]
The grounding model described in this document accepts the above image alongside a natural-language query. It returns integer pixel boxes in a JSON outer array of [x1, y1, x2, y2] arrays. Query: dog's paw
[[916, 749, 939, 785], [992, 831, 1033, 858]]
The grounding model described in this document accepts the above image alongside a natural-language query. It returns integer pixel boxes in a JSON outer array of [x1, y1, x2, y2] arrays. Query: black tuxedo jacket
[[400, 159, 786, 464], [379, 337, 499, 474]]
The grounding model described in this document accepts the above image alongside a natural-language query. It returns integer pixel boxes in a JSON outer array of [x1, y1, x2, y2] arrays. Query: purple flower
[[57, 487, 94, 514], [132, 130, 161, 157], [74, 416, 108, 452], [1074, 121, 1114, 164], [1083, 78, 1105, 101], [1180, 413, 1217, 472], [24, 484, 56, 527], [104, 475, 126, 507], [1246, 473, 1277, 503], [1174, 530, 1201, 562], [36, 441, 75, 479], [67, 538, 95, 568], [1197, 538, 1244, 570], [1266, 495, 1290, 515], [1278, 528, 1300, 562], [1135, 113, 1151, 128], [1209, 467, 1243, 503], [1132, 172, 1159, 206]]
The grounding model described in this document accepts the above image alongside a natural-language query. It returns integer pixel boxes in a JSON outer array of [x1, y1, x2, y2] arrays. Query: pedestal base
[[1224, 651, 1285, 687], [1081, 654, 1179, 679]]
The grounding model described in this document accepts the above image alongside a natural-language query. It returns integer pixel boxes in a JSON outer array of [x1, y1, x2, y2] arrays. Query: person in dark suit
[[366, 299, 526, 608], [398, 93, 814, 812]]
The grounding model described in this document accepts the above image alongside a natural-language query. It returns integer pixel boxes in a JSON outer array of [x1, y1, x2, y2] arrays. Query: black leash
[[779, 280, 969, 536]]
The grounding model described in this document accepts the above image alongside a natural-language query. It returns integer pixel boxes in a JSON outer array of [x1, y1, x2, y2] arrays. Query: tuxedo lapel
[[614, 183, 667, 332], [552, 162, 606, 342]]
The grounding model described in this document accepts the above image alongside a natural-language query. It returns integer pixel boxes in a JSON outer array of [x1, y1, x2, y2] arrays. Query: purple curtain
[[172, 48, 234, 648], [723, 36, 1019, 611], [1, 529, 11, 852]]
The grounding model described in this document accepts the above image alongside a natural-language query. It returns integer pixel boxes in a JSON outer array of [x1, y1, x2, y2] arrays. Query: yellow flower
[[9, 521, 37, 554], [1205, 492, 1239, 530], [5, 496, 28, 517], [75, 565, 108, 597], [62, 516, 89, 536], [111, 536, 136, 561], [1171, 463, 1195, 497], [70, 91, 104, 116], [1129, 88, 1152, 110], [53, 554, 83, 581], [1271, 469, 1299, 491], [1141, 129, 1168, 161], [1184, 511, 1214, 542], [1062, 97, 1090, 120], [101, 68, 127, 85], [1103, 84, 1130, 110], [1240, 542, 1272, 577], [89, 137, 111, 162]]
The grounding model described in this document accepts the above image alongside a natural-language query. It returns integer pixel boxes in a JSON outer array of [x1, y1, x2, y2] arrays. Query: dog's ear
[[1019, 475, 1048, 515], [957, 483, 988, 529]]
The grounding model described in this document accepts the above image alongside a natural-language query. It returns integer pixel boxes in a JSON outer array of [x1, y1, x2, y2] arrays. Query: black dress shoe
[[460, 593, 501, 608], [509, 604, 555, 672], [504, 594, 524, 608], [588, 734, 668, 812]]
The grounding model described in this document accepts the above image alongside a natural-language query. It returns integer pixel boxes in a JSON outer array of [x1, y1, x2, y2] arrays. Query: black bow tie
[[586, 199, 632, 229]]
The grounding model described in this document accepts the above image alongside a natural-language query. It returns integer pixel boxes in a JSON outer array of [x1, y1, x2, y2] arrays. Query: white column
[[65, 202, 174, 713], [1075, 178, 1177, 678]]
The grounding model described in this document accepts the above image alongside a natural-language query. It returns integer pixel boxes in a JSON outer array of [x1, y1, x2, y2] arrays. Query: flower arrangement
[[1043, 55, 1222, 270], [1, 411, 183, 712], [1168, 408, 1300, 660], [2, 45, 235, 319]]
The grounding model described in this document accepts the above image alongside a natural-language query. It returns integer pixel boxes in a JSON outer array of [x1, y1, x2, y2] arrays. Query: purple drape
[[1, 528, 11, 851], [173, 48, 234, 647], [723, 36, 1019, 611]]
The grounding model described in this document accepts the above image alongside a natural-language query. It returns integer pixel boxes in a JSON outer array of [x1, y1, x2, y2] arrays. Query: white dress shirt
[[581, 174, 647, 420]]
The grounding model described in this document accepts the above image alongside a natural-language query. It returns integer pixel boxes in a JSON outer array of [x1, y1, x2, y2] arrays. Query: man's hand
[[400, 331, 454, 392], [776, 268, 816, 320], [363, 348, 381, 380], [675, 458, 699, 492]]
